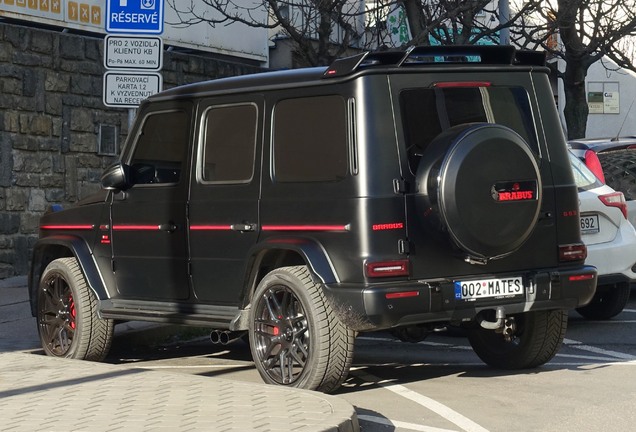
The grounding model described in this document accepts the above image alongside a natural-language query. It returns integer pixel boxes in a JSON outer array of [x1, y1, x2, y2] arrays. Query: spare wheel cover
[[437, 124, 541, 260]]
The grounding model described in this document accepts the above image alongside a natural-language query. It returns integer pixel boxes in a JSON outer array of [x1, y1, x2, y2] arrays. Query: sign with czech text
[[103, 71, 162, 108], [106, 0, 164, 34], [104, 35, 163, 71]]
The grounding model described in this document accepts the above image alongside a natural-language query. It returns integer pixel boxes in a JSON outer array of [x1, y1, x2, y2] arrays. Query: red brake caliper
[[68, 295, 76, 329]]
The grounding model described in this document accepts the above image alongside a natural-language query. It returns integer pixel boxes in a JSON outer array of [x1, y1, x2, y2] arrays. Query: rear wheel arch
[[242, 238, 339, 304]]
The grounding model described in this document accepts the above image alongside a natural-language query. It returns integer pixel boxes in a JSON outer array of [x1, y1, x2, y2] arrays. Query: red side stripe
[[40, 225, 94, 230], [262, 225, 348, 232], [190, 225, 233, 231], [112, 225, 160, 231]]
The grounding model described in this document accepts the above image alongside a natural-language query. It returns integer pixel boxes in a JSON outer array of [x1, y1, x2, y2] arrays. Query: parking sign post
[[104, 0, 164, 110]]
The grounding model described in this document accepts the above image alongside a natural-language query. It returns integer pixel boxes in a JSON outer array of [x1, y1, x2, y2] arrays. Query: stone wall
[[0, 22, 262, 278]]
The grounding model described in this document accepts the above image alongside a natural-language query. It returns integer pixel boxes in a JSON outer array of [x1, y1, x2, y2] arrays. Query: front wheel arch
[[37, 257, 114, 361], [30, 237, 109, 316]]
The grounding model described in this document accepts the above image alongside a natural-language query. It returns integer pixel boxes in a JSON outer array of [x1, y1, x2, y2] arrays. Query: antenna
[[613, 97, 636, 141]]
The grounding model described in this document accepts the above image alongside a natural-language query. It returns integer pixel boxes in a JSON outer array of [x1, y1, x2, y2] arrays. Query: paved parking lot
[[3, 276, 636, 432]]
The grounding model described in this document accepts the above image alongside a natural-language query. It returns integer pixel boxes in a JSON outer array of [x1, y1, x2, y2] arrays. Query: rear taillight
[[599, 191, 628, 219], [584, 150, 606, 183], [365, 260, 409, 278], [559, 243, 587, 261]]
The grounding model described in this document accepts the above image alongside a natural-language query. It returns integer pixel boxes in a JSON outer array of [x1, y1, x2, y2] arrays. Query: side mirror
[[101, 162, 131, 191]]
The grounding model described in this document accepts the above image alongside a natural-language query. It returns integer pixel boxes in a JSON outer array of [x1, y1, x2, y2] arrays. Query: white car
[[570, 151, 636, 319]]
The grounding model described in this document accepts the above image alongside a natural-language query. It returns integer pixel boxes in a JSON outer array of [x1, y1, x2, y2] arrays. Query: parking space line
[[350, 369, 490, 432], [564, 338, 636, 360], [555, 353, 621, 362], [358, 414, 459, 432]]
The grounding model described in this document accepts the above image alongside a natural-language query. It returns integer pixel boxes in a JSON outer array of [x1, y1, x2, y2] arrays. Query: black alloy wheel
[[252, 284, 310, 385], [37, 258, 113, 361], [38, 268, 77, 356], [249, 266, 355, 393]]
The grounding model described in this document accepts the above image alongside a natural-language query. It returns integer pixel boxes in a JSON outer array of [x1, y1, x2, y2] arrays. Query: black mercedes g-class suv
[[30, 45, 597, 393]]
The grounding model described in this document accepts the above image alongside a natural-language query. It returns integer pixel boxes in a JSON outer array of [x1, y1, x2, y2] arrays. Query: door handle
[[231, 223, 256, 232], [158, 223, 178, 233]]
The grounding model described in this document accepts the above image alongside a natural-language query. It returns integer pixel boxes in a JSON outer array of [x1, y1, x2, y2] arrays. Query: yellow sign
[[0, 0, 102, 27]]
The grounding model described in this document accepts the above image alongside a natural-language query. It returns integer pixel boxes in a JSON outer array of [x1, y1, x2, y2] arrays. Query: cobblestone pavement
[[0, 277, 359, 432]]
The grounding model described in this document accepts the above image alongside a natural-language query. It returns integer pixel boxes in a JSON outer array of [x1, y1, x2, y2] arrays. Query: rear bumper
[[322, 266, 597, 331], [585, 221, 636, 282]]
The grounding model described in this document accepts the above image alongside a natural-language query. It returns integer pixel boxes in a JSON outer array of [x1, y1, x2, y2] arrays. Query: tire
[[248, 265, 355, 393], [415, 123, 541, 261], [467, 309, 567, 369], [575, 282, 630, 320], [37, 257, 114, 361], [598, 150, 636, 200]]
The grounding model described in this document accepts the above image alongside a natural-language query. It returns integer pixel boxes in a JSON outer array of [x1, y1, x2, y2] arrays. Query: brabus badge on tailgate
[[491, 180, 538, 202]]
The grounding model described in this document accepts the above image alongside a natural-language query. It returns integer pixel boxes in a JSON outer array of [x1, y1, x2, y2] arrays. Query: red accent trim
[[262, 225, 348, 232], [569, 274, 595, 282], [190, 225, 233, 231], [385, 291, 419, 299], [112, 225, 160, 231], [372, 222, 404, 231], [434, 81, 491, 88], [496, 191, 534, 201], [40, 225, 93, 230]]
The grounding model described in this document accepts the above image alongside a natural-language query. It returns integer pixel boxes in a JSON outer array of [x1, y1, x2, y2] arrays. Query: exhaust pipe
[[477, 307, 516, 341], [210, 330, 246, 345]]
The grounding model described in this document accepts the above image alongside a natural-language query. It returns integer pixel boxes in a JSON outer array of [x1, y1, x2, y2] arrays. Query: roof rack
[[324, 45, 546, 78]]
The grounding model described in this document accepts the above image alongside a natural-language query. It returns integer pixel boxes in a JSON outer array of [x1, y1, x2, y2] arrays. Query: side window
[[273, 95, 348, 182], [201, 104, 257, 183], [129, 110, 189, 185]]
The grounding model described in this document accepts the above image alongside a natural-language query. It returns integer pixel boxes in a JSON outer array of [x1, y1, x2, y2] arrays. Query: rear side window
[[569, 151, 602, 190], [273, 95, 348, 182], [129, 110, 189, 185], [201, 104, 257, 183], [401, 86, 538, 173]]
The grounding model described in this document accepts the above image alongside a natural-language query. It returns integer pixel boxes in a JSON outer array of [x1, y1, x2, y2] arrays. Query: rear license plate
[[454, 276, 524, 301], [580, 215, 599, 235]]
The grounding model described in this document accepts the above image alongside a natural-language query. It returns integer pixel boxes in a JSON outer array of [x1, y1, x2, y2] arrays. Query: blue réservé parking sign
[[106, 0, 164, 34]]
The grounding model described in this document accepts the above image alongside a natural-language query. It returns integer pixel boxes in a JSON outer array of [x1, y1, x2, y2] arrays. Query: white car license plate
[[454, 276, 524, 301], [580, 214, 600, 235]]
